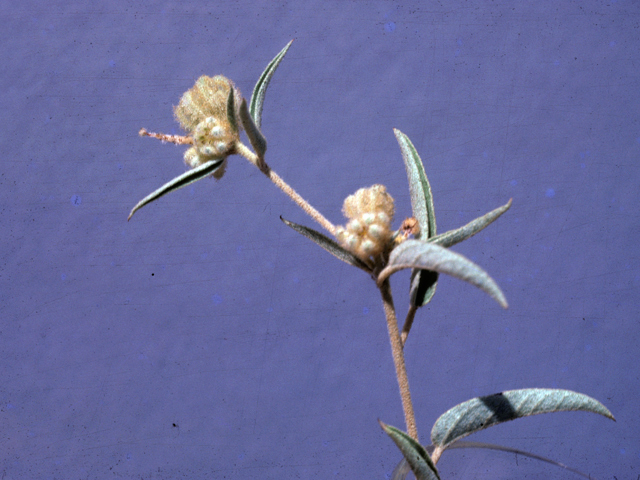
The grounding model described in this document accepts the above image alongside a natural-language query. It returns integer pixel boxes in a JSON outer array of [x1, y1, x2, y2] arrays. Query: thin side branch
[[235, 141, 336, 235], [379, 279, 418, 440], [139, 128, 194, 145]]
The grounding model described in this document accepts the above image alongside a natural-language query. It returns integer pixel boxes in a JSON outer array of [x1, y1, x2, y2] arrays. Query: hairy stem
[[236, 142, 336, 235], [379, 279, 418, 440]]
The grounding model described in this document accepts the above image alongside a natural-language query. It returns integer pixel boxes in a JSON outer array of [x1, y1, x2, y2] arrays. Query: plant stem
[[431, 446, 444, 464], [235, 142, 336, 235], [379, 279, 418, 440]]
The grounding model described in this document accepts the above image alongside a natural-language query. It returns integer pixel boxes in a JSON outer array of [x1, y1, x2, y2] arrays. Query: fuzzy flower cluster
[[335, 185, 395, 260], [174, 75, 243, 179]]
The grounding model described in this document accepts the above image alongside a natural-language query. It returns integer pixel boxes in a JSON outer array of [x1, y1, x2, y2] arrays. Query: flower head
[[174, 75, 243, 177], [335, 185, 395, 260]]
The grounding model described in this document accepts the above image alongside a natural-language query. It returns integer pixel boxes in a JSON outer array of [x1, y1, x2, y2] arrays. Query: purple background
[[2, 1, 637, 478]]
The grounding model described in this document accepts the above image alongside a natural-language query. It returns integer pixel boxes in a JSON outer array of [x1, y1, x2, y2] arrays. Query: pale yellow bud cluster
[[174, 75, 243, 177], [335, 185, 395, 260]]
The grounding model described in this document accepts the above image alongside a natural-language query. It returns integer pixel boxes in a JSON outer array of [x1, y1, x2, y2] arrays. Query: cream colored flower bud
[[335, 184, 395, 260], [174, 75, 242, 132], [342, 184, 395, 221], [367, 223, 385, 240], [347, 219, 364, 235], [173, 75, 243, 178]]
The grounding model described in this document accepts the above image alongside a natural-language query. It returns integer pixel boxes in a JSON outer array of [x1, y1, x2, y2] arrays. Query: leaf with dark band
[[431, 388, 615, 450], [379, 421, 440, 480], [378, 239, 508, 309], [226, 87, 238, 134], [250, 40, 294, 129], [240, 98, 267, 158], [280, 217, 372, 273], [430, 199, 512, 248], [394, 129, 438, 307], [128, 159, 225, 220]]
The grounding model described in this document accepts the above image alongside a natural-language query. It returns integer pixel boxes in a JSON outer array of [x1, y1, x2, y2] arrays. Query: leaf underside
[[429, 199, 512, 249], [394, 128, 438, 307], [280, 217, 372, 273], [240, 98, 267, 158], [250, 39, 294, 129], [128, 159, 225, 220], [380, 421, 440, 480], [431, 388, 615, 449], [393, 440, 598, 480], [379, 239, 508, 309]]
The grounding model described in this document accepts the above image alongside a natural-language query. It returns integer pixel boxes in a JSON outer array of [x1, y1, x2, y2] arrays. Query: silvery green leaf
[[441, 441, 597, 479], [250, 40, 294, 129], [128, 159, 225, 220], [226, 86, 238, 133], [280, 217, 372, 273], [240, 98, 267, 158], [379, 421, 440, 480], [430, 199, 512, 248], [431, 388, 615, 450], [378, 239, 508, 309], [394, 129, 438, 307], [394, 129, 436, 239]]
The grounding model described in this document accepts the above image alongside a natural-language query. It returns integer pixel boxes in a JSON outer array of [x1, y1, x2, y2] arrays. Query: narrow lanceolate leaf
[[394, 129, 439, 307], [378, 239, 508, 309], [430, 199, 512, 248], [441, 441, 598, 480], [379, 421, 440, 480], [240, 98, 267, 158], [250, 39, 294, 129], [226, 86, 238, 134], [431, 388, 615, 450], [394, 129, 436, 239], [280, 217, 372, 273], [128, 159, 225, 220]]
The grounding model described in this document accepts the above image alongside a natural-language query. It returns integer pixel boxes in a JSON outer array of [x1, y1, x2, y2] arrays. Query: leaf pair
[[395, 129, 513, 310], [282, 130, 512, 309], [382, 388, 614, 480], [128, 40, 293, 220]]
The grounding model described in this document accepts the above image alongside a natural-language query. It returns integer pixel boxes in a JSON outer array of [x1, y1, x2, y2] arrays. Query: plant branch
[[379, 279, 418, 440], [235, 141, 336, 235]]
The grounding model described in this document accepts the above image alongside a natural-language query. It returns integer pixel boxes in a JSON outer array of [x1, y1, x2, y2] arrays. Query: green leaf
[[128, 159, 225, 220], [394, 129, 436, 239], [431, 388, 615, 450], [442, 441, 599, 479], [378, 239, 508, 309], [379, 421, 440, 480], [395, 440, 597, 480], [226, 86, 238, 134], [250, 40, 294, 129], [240, 98, 267, 158], [430, 199, 512, 248], [280, 217, 372, 273], [394, 129, 439, 308], [409, 269, 438, 307]]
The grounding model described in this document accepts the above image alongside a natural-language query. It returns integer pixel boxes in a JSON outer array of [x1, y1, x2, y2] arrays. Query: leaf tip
[[499, 295, 509, 309], [127, 206, 139, 221]]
